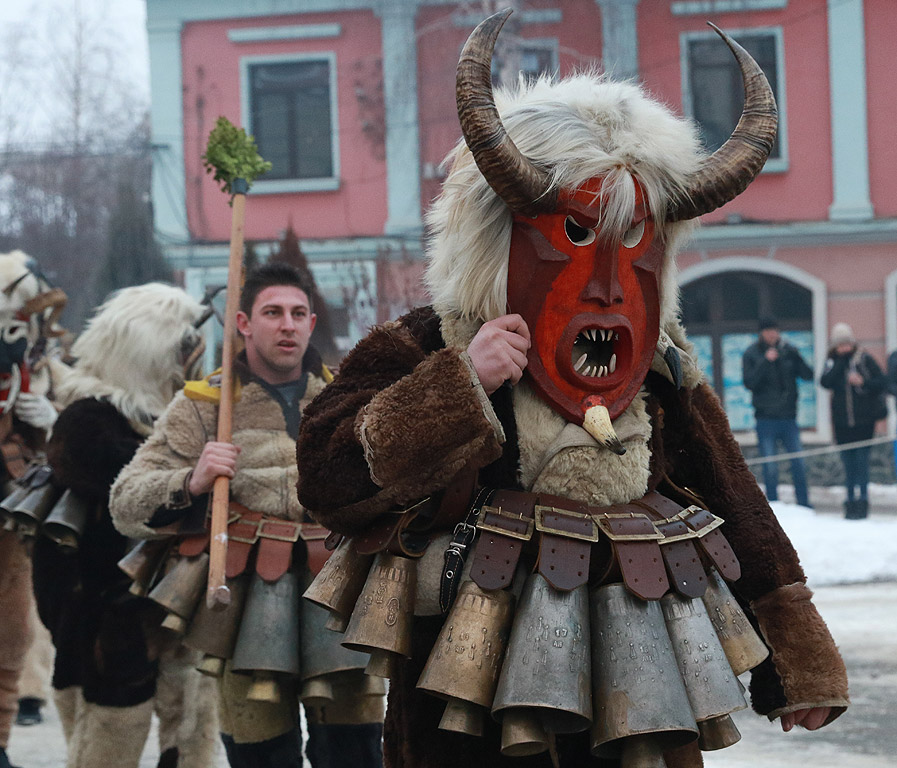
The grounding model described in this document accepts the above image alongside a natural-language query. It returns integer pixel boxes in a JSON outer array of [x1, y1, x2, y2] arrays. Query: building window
[[682, 28, 786, 172], [491, 38, 559, 86], [241, 54, 339, 193], [681, 271, 815, 430]]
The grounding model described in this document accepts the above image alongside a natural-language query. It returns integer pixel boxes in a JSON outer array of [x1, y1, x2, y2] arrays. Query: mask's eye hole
[[622, 219, 646, 249], [2, 321, 28, 345], [564, 216, 596, 246]]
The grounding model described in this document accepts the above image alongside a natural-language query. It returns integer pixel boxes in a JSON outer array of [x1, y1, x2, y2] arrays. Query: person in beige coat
[[111, 263, 385, 768]]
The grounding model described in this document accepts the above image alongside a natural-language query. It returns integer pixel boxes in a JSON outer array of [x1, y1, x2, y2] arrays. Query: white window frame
[[240, 51, 341, 194], [680, 26, 788, 173]]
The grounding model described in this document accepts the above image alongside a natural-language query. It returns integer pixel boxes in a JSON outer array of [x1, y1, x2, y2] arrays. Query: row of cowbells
[[1, 479, 93, 548], [423, 571, 768, 763], [304, 540, 770, 764], [304, 543, 417, 680], [119, 539, 380, 708]]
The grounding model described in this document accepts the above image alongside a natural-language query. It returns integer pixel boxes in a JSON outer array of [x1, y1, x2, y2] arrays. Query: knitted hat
[[830, 322, 856, 347], [758, 316, 779, 331]]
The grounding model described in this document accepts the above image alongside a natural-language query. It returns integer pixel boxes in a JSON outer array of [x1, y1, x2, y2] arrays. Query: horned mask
[[455, 10, 776, 451]]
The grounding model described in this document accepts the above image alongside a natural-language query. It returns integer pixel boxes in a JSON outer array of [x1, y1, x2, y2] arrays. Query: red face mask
[[506, 178, 662, 425]]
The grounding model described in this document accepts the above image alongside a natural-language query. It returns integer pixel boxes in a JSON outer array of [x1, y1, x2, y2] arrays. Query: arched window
[[681, 270, 816, 431]]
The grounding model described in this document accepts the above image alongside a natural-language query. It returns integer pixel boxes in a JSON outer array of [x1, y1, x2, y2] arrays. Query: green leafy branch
[[202, 117, 272, 195]]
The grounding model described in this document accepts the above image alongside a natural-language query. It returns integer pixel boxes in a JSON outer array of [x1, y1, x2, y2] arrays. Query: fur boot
[[65, 698, 153, 768], [53, 686, 80, 745], [0, 532, 32, 750], [154, 642, 219, 768]]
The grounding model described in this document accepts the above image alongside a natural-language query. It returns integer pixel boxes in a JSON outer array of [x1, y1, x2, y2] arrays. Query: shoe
[[844, 499, 863, 520], [16, 697, 42, 726], [855, 498, 869, 519], [0, 746, 22, 768]]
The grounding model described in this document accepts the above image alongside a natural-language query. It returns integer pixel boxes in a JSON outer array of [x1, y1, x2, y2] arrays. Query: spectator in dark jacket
[[742, 317, 814, 507], [888, 349, 897, 480], [820, 322, 887, 519]]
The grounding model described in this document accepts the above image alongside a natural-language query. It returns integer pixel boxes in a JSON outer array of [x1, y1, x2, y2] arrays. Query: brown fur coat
[[297, 306, 849, 768]]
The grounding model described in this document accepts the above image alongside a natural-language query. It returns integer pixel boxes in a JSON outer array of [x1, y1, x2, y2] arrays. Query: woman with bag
[[820, 323, 888, 518]]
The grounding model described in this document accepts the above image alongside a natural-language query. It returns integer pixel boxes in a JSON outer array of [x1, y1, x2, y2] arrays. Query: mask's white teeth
[[599, 365, 608, 377], [614, 332, 619, 341], [589, 328, 596, 341], [574, 353, 588, 372], [609, 353, 617, 374]]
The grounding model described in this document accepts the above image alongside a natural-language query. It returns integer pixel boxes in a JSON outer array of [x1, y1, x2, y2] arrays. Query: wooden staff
[[201, 117, 271, 610], [206, 177, 248, 609]]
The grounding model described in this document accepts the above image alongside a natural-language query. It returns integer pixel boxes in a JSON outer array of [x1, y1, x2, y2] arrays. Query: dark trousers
[[841, 445, 871, 501], [755, 418, 809, 507], [221, 722, 383, 768]]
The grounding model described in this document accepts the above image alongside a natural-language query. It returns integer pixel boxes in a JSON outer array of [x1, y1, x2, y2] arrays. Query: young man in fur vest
[[0, 251, 67, 768], [110, 263, 385, 768], [31, 283, 219, 768], [296, 12, 849, 768]]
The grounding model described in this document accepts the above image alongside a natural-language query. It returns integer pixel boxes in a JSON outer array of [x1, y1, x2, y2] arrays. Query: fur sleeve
[[659, 380, 848, 723], [109, 392, 209, 539], [47, 398, 143, 504], [297, 317, 502, 535]]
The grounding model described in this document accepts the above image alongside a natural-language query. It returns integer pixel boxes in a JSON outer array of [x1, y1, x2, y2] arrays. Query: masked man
[[31, 283, 218, 768], [296, 12, 848, 768], [110, 263, 385, 768], [0, 251, 67, 768]]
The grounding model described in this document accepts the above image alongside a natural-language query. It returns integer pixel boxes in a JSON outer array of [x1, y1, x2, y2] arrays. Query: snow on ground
[[769, 498, 897, 587]]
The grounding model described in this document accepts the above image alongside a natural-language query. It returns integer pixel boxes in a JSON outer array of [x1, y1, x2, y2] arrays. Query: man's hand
[[14, 393, 58, 430], [848, 371, 864, 387], [765, 347, 779, 362], [780, 706, 831, 732], [188, 441, 241, 496], [467, 314, 531, 395]]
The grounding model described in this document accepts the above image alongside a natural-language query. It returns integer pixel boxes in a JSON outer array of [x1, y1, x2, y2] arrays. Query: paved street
[[8, 582, 896, 767]]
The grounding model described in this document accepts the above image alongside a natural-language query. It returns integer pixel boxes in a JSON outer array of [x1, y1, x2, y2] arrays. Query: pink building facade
[[147, 0, 897, 440]]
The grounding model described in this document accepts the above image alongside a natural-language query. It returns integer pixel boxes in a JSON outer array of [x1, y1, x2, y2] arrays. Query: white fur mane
[[425, 73, 703, 329], [57, 283, 203, 423]]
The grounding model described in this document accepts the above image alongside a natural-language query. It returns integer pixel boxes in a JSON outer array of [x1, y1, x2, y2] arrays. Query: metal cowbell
[[42, 490, 92, 549], [184, 574, 250, 677], [0, 484, 29, 524], [299, 581, 372, 706], [147, 552, 210, 634], [341, 553, 416, 679], [231, 569, 302, 701], [492, 572, 592, 736], [589, 583, 698, 761], [417, 580, 515, 737], [303, 537, 374, 632], [11, 484, 61, 538], [119, 539, 171, 597], [661, 593, 747, 751], [499, 709, 550, 758], [701, 568, 768, 676]]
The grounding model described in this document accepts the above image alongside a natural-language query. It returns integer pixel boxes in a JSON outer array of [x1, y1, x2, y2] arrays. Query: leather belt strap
[[654, 519, 706, 598], [632, 492, 706, 599], [535, 494, 596, 591], [225, 508, 262, 578], [439, 486, 492, 613], [471, 489, 535, 591], [681, 506, 741, 581], [178, 531, 210, 557], [300, 523, 332, 576], [256, 519, 301, 583], [594, 506, 668, 600]]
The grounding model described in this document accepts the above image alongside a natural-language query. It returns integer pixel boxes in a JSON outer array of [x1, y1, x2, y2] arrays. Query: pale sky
[[0, 0, 150, 145]]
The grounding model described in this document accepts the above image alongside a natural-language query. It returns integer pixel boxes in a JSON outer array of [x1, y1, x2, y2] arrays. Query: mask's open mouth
[[555, 316, 633, 390], [571, 328, 619, 378]]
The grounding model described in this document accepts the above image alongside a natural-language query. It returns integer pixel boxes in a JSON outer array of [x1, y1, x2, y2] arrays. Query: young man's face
[[236, 285, 317, 384], [760, 328, 780, 347]]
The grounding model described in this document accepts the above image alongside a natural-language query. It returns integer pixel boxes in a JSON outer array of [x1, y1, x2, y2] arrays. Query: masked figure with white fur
[[0, 251, 67, 768], [31, 284, 218, 768], [297, 12, 848, 768]]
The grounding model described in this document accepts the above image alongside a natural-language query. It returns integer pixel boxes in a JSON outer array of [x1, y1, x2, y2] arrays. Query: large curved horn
[[668, 23, 778, 222], [456, 9, 558, 216]]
